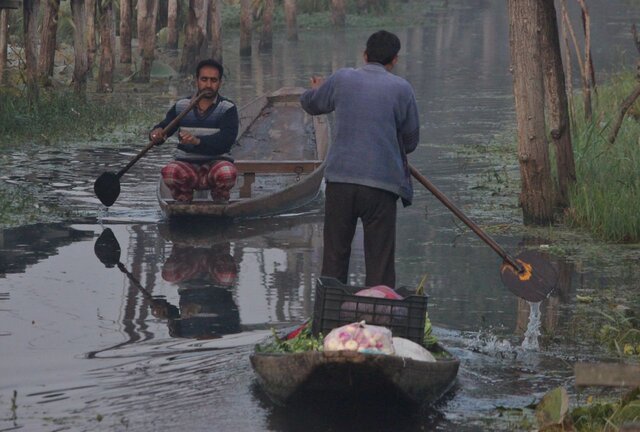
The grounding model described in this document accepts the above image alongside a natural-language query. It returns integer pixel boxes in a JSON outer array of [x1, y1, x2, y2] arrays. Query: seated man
[[150, 59, 239, 203]]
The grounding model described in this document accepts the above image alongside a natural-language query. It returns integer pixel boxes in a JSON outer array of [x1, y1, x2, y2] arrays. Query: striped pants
[[161, 160, 237, 202]]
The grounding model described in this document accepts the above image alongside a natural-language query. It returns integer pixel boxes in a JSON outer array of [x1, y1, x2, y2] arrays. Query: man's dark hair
[[365, 30, 401, 66], [196, 59, 224, 78]]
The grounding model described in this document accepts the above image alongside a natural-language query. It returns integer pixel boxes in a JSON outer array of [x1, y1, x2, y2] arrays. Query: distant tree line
[[0, 0, 391, 100]]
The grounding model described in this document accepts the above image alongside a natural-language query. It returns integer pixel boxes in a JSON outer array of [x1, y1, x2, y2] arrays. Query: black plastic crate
[[312, 277, 429, 345]]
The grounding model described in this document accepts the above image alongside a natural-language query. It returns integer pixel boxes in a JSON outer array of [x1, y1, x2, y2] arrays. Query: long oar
[[94, 92, 208, 207], [409, 164, 557, 302]]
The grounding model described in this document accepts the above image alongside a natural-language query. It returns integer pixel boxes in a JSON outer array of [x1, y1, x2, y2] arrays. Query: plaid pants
[[161, 160, 237, 202], [162, 246, 238, 287]]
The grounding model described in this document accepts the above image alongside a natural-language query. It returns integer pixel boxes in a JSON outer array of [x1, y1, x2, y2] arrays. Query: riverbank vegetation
[[566, 71, 640, 243]]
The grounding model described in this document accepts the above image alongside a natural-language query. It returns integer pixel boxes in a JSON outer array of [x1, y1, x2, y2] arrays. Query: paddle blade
[[94, 228, 121, 268], [94, 172, 120, 207], [500, 250, 557, 302]]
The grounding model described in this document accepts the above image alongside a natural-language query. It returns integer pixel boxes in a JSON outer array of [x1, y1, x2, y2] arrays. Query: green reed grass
[[567, 71, 640, 243], [0, 88, 151, 146]]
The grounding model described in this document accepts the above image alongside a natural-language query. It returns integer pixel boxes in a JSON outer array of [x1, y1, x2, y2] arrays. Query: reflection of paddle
[[94, 228, 178, 317], [93, 91, 209, 207], [409, 164, 557, 303]]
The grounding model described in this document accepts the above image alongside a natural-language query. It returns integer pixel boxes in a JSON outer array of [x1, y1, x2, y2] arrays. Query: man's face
[[196, 65, 222, 98]]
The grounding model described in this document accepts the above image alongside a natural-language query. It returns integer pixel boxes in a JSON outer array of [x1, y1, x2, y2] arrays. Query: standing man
[[300, 30, 420, 288], [150, 59, 239, 203]]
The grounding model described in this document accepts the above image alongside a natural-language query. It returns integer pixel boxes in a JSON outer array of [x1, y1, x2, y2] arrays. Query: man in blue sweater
[[300, 30, 420, 288], [150, 59, 239, 203]]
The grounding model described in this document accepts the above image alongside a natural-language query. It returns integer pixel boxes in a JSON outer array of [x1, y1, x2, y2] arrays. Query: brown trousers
[[322, 182, 397, 288]]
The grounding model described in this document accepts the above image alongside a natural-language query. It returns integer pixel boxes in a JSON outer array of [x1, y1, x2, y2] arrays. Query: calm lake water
[[1, 1, 640, 431]]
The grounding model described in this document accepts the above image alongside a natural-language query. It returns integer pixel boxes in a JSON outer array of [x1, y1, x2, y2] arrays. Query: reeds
[[567, 71, 640, 243]]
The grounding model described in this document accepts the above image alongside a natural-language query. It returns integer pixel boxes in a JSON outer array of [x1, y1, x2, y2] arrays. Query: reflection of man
[[153, 243, 241, 339], [150, 59, 239, 203]]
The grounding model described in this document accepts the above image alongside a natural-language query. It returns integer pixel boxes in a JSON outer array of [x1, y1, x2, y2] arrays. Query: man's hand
[[150, 128, 166, 145], [178, 130, 201, 145], [310, 76, 325, 89]]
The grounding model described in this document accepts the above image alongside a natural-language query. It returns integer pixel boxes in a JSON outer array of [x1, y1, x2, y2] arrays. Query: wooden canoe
[[250, 343, 459, 407], [157, 87, 330, 219]]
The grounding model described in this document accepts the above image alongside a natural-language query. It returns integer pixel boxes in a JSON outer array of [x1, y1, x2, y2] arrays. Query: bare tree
[[240, 0, 252, 56], [135, 0, 159, 82], [23, 0, 41, 101], [119, 0, 132, 73], [607, 25, 640, 145], [97, 0, 115, 92], [0, 9, 9, 84], [539, 0, 575, 209], [180, 0, 207, 73], [71, 0, 89, 95], [331, 0, 346, 27], [86, 0, 97, 72], [167, 0, 179, 49], [259, 0, 274, 53], [39, 0, 61, 85], [507, 0, 554, 224], [209, 0, 223, 62], [284, 0, 298, 42]]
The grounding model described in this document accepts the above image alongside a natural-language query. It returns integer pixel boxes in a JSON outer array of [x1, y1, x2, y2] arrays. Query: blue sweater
[[300, 63, 420, 205], [153, 95, 239, 162]]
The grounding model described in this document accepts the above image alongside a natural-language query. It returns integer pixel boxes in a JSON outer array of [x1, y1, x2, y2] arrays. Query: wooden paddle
[[409, 164, 557, 302], [94, 91, 209, 207]]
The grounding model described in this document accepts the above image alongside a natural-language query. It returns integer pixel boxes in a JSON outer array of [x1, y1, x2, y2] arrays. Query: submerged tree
[[97, 0, 115, 92], [180, 0, 207, 73], [209, 0, 223, 62], [39, 0, 61, 86], [135, 0, 159, 82], [539, 0, 575, 209], [507, 0, 555, 224], [23, 0, 40, 101], [119, 0, 132, 73]]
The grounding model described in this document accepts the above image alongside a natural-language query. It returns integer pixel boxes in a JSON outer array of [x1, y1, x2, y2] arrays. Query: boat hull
[[250, 346, 459, 407]]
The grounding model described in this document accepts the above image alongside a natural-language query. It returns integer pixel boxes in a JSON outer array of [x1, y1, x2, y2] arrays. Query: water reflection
[[160, 242, 241, 339]]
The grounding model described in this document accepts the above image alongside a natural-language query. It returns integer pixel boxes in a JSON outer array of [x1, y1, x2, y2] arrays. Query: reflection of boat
[[250, 343, 459, 407], [157, 87, 330, 219], [250, 278, 460, 407], [157, 212, 324, 248]]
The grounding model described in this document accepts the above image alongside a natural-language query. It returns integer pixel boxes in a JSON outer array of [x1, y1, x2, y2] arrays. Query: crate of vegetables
[[312, 277, 429, 345]]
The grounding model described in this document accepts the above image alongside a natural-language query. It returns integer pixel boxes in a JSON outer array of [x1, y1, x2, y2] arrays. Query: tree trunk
[[39, 0, 61, 85], [119, 0, 132, 72], [71, 0, 88, 95], [209, 0, 222, 62], [239, 0, 252, 56], [23, 0, 41, 102], [180, 0, 206, 73], [0, 9, 9, 85], [86, 0, 97, 73], [167, 0, 179, 49], [539, 0, 575, 210], [284, 0, 298, 42], [136, 0, 157, 82], [331, 0, 346, 27], [259, 0, 273, 53], [507, 0, 554, 225], [97, 0, 115, 92]]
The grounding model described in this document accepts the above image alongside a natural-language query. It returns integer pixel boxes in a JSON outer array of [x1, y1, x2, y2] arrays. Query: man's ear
[[363, 51, 368, 63]]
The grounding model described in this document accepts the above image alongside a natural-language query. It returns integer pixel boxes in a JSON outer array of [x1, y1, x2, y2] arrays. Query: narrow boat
[[250, 342, 459, 407], [250, 277, 460, 407], [157, 87, 330, 219]]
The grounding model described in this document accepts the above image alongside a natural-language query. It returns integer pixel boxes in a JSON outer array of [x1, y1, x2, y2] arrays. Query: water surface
[[2, 1, 640, 430]]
